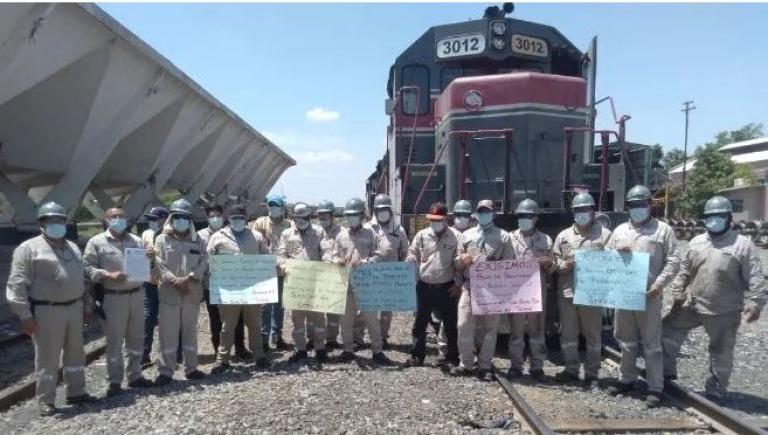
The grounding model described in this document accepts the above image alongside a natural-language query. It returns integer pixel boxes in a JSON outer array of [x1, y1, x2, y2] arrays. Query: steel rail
[[493, 366, 555, 435]]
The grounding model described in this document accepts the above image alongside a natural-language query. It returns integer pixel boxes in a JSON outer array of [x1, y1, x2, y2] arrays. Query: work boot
[[262, 340, 271, 354], [583, 375, 598, 387], [339, 351, 355, 363], [235, 348, 253, 360], [66, 393, 98, 405], [607, 381, 634, 396], [404, 356, 424, 367], [288, 350, 309, 363], [554, 370, 580, 383], [39, 403, 56, 416], [153, 374, 173, 387], [210, 362, 231, 375], [645, 392, 664, 408], [141, 354, 153, 370], [255, 357, 270, 369], [326, 339, 340, 350], [478, 370, 495, 382], [306, 339, 315, 351], [106, 383, 122, 397], [372, 352, 392, 366], [128, 377, 154, 388], [450, 365, 473, 377], [506, 367, 523, 379], [530, 369, 546, 382], [186, 370, 207, 381], [275, 336, 289, 350], [381, 339, 390, 350], [315, 350, 328, 363], [664, 374, 678, 382]]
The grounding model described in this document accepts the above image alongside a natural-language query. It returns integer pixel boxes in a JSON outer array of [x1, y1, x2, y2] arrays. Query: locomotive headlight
[[491, 21, 506, 35], [491, 37, 505, 50]]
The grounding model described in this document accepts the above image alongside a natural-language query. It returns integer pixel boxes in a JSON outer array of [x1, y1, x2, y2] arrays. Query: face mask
[[296, 218, 310, 230], [376, 210, 391, 224], [44, 223, 67, 239], [477, 212, 493, 226], [346, 215, 361, 227], [319, 218, 332, 229], [706, 216, 727, 233], [518, 218, 534, 232], [230, 218, 246, 232], [268, 206, 282, 219], [172, 218, 190, 233], [574, 212, 592, 226], [430, 221, 445, 233], [108, 218, 127, 233], [629, 207, 650, 223], [208, 216, 224, 231], [454, 216, 470, 230], [148, 221, 160, 232]]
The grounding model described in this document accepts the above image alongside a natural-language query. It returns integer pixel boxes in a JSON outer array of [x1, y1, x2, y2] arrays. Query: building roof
[[669, 137, 768, 175], [718, 136, 768, 153]]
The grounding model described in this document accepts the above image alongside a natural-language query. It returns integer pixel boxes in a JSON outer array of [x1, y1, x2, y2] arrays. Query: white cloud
[[305, 107, 340, 123]]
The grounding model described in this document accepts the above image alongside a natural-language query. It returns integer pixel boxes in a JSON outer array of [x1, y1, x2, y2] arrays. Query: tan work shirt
[[83, 230, 145, 291], [6, 235, 87, 320], [407, 226, 461, 285], [277, 224, 329, 263], [154, 230, 207, 305], [207, 226, 269, 256], [606, 218, 680, 289], [196, 227, 217, 289], [457, 224, 515, 283], [332, 226, 379, 269], [669, 230, 767, 315], [369, 218, 409, 262], [251, 216, 293, 254], [553, 223, 612, 298]]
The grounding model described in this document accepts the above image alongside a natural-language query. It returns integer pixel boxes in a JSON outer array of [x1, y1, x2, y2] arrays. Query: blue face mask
[[208, 216, 224, 231], [518, 218, 534, 232], [629, 207, 650, 223], [108, 218, 127, 233], [172, 218, 190, 233], [230, 218, 246, 232], [477, 212, 493, 226], [706, 216, 728, 233], [148, 221, 160, 232], [346, 215, 361, 227], [574, 212, 592, 226], [44, 223, 67, 239]]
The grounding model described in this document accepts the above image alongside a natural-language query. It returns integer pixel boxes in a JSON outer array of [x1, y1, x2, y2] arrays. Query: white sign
[[437, 34, 486, 59], [511, 34, 548, 58], [123, 248, 151, 282], [209, 255, 279, 305]]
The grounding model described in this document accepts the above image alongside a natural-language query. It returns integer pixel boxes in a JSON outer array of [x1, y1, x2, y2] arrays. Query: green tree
[[733, 163, 759, 186], [705, 123, 764, 150], [661, 148, 687, 173], [678, 146, 736, 216]]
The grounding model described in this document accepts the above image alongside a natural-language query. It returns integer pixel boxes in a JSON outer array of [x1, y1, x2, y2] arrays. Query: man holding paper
[[552, 193, 611, 384], [451, 199, 514, 381], [209, 203, 271, 373], [606, 185, 679, 408], [279, 202, 331, 363], [84, 207, 154, 396]]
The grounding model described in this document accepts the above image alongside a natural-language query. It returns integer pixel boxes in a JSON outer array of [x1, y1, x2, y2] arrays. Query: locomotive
[[366, 3, 659, 235]]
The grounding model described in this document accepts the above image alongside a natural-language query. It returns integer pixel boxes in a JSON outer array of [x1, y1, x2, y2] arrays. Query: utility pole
[[681, 101, 696, 190]]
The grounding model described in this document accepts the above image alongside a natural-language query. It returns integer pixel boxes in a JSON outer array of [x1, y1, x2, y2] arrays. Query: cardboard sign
[[469, 259, 542, 315]]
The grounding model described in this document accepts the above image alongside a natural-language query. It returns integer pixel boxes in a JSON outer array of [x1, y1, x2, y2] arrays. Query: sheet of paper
[[573, 250, 649, 311], [351, 262, 416, 312], [123, 247, 151, 282], [283, 260, 347, 314], [209, 255, 278, 305], [469, 259, 542, 315]]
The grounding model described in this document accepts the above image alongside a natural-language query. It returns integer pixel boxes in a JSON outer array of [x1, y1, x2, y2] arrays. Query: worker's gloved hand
[[743, 305, 761, 323]]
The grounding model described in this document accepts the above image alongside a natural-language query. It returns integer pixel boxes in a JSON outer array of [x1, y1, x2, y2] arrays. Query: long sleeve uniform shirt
[[369, 218, 409, 263], [277, 224, 329, 263], [407, 226, 461, 285], [83, 230, 145, 291], [456, 224, 515, 284], [606, 218, 680, 290], [553, 223, 612, 298]]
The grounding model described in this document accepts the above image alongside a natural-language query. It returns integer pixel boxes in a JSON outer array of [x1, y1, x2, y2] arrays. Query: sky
[[100, 2, 768, 205]]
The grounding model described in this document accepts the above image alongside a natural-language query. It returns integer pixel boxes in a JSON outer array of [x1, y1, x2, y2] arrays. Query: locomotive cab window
[[401, 64, 430, 115]]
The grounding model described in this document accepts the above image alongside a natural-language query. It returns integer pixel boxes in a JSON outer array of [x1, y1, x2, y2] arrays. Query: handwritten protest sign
[[469, 259, 542, 315], [283, 260, 347, 314], [209, 255, 278, 305], [573, 250, 649, 311], [351, 262, 416, 311]]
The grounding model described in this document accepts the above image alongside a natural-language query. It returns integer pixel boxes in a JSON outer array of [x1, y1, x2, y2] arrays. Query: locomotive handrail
[[396, 85, 422, 201]]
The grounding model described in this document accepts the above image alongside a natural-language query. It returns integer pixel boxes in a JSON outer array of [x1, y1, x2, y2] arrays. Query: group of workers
[[5, 185, 766, 417]]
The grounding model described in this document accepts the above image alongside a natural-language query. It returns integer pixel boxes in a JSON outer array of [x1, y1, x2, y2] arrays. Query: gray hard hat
[[292, 202, 311, 218], [373, 193, 393, 210], [317, 199, 334, 214], [37, 201, 67, 220], [703, 196, 732, 215], [515, 198, 540, 215], [572, 193, 596, 209], [169, 198, 193, 216], [626, 185, 652, 202], [344, 197, 366, 215], [453, 199, 472, 215]]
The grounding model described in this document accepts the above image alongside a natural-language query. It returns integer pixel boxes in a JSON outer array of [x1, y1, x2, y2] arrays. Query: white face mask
[[574, 212, 592, 226], [230, 218, 246, 232], [477, 212, 493, 226], [629, 207, 650, 223], [430, 221, 445, 233], [454, 216, 470, 230], [518, 218, 534, 232], [376, 210, 391, 224], [705, 216, 728, 233], [346, 215, 361, 227], [319, 218, 332, 229], [208, 216, 224, 231], [148, 221, 160, 232], [268, 206, 283, 219], [296, 218, 310, 230], [172, 218, 190, 233]]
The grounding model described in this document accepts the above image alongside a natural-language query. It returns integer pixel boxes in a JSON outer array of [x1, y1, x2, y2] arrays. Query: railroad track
[[493, 348, 768, 435]]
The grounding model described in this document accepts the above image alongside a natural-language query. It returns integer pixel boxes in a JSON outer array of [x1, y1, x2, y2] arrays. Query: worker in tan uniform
[[451, 199, 515, 381], [312, 199, 342, 349], [140, 206, 169, 368], [663, 196, 767, 400], [606, 185, 679, 408], [365, 194, 409, 349], [6, 202, 97, 416], [251, 193, 292, 351], [405, 202, 462, 369], [552, 193, 611, 384], [279, 202, 331, 363], [84, 207, 154, 396], [210, 203, 271, 373], [333, 197, 391, 365], [507, 199, 555, 382]]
